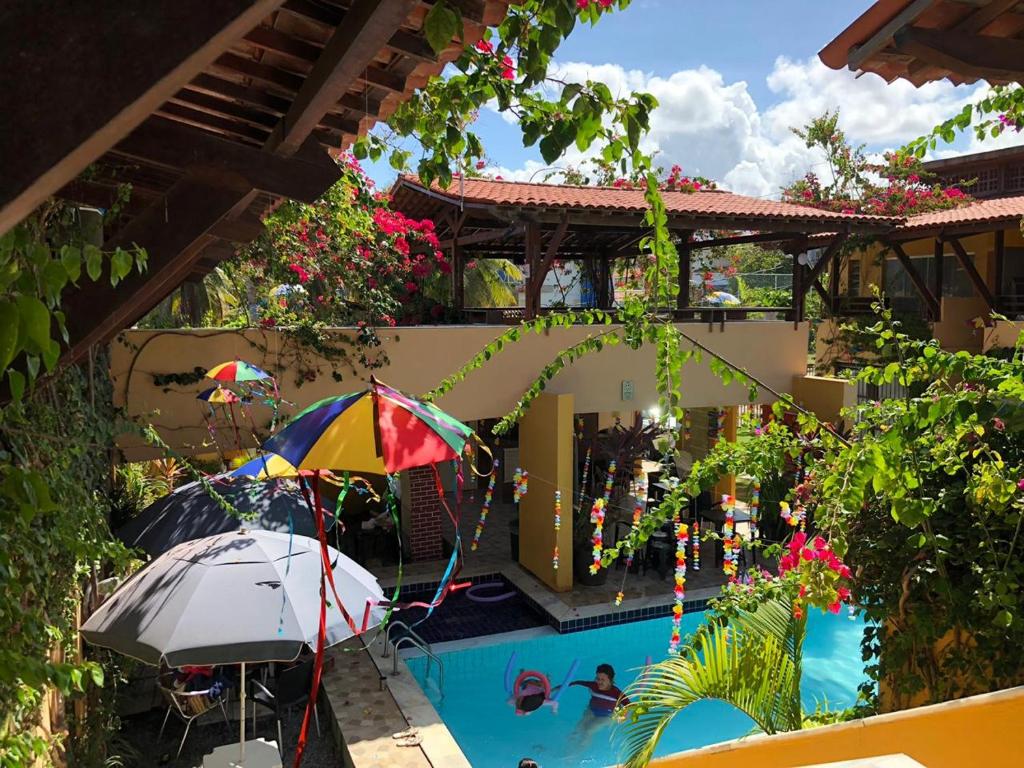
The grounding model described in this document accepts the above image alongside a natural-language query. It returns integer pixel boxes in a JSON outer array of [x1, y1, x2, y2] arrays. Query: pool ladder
[[384, 621, 444, 692]]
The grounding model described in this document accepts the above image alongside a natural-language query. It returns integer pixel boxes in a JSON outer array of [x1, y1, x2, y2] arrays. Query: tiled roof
[[895, 196, 1024, 233], [395, 175, 896, 225]]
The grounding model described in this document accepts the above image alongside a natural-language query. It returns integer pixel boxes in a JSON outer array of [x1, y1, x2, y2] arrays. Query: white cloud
[[488, 56, 989, 198]]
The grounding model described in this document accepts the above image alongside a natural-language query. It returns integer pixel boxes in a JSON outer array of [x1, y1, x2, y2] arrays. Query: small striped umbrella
[[206, 359, 273, 383], [196, 385, 241, 404], [263, 376, 474, 475]]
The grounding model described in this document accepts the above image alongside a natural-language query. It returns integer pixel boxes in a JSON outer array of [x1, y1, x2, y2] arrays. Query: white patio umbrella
[[82, 529, 386, 763]]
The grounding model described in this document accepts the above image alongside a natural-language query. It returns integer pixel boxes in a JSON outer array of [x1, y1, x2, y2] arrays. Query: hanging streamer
[[576, 446, 592, 518], [590, 460, 616, 574], [553, 489, 561, 570], [750, 479, 760, 538], [669, 513, 689, 654], [722, 494, 738, 580], [683, 409, 691, 444], [692, 520, 700, 571], [471, 460, 499, 551]]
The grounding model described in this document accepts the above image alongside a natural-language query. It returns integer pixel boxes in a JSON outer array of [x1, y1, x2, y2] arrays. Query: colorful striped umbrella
[[230, 452, 297, 480], [263, 377, 474, 475], [206, 360, 273, 383], [197, 386, 241, 404]]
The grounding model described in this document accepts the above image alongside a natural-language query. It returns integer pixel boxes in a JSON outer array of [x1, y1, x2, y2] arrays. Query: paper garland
[[722, 494, 738, 580], [692, 520, 700, 570], [683, 409, 691, 444], [589, 460, 616, 574], [553, 490, 561, 569], [750, 480, 760, 537], [513, 468, 529, 503], [470, 459, 499, 551], [669, 512, 689, 653]]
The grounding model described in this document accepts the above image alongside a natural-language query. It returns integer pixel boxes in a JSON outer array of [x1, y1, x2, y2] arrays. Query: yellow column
[[712, 405, 738, 500], [519, 392, 574, 591]]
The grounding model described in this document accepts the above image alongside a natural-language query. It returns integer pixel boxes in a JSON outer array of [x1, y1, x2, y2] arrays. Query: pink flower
[[800, 548, 814, 562], [828, 601, 841, 614], [789, 531, 807, 552], [813, 536, 827, 551], [993, 417, 1005, 432], [576, 0, 589, 7], [404, 281, 418, 293], [475, 39, 493, 55], [1018, 478, 1024, 491], [838, 587, 851, 601], [501, 55, 515, 80], [476, 160, 486, 170]]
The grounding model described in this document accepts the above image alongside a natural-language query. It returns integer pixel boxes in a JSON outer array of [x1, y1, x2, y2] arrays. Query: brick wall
[[407, 465, 443, 561]]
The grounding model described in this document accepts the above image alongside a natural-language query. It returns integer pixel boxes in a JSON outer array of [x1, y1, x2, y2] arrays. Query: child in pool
[[569, 663, 630, 717]]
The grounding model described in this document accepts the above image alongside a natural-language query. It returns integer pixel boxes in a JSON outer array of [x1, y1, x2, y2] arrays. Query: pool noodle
[[504, 652, 518, 695], [549, 658, 579, 703]]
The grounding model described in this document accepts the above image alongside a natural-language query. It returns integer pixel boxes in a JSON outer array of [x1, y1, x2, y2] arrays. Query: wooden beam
[[0, 0, 283, 236], [419, 0, 486, 24], [596, 252, 610, 309], [693, 231, 802, 248], [438, 224, 524, 249], [677, 230, 693, 310], [812, 277, 832, 313], [357, 64, 408, 94], [954, 0, 1022, 35], [536, 215, 570, 285], [890, 241, 940, 319], [995, 229, 1005, 301], [801, 235, 848, 297], [209, 215, 265, 242], [828, 248, 841, 311], [846, 0, 933, 70], [61, 175, 258, 364], [524, 220, 542, 319], [893, 27, 1024, 81], [933, 237, 944, 320], [944, 236, 996, 312], [264, 0, 419, 156], [112, 117, 340, 203]]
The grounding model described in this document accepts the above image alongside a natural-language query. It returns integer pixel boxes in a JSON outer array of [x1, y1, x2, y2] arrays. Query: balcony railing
[[456, 306, 795, 325]]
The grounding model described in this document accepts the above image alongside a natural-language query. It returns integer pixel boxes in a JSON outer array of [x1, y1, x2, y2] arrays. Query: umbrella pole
[[239, 661, 246, 764]]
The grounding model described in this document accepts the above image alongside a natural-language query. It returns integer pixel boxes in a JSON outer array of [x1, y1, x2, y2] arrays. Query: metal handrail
[[391, 635, 444, 691], [382, 620, 430, 658]]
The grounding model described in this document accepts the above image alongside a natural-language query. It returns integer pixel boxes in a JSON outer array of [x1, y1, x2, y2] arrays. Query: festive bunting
[[513, 468, 529, 502], [683, 409, 691, 444], [692, 520, 700, 571], [471, 460, 499, 551], [669, 514, 689, 653], [553, 489, 561, 569], [589, 460, 616, 574], [722, 494, 738, 580], [750, 480, 760, 537]]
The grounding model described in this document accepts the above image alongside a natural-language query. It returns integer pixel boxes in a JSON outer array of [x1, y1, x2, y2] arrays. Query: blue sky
[[364, 1, 1016, 196]]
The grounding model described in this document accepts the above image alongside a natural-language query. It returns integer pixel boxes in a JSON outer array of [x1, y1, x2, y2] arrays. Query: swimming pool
[[406, 609, 866, 767]]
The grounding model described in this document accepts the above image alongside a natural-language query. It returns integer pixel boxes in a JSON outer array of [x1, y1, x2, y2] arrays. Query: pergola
[[390, 175, 896, 323], [819, 0, 1024, 86], [0, 0, 509, 365]]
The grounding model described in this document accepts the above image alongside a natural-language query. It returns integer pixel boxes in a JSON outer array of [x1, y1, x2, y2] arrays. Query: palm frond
[[616, 599, 804, 767]]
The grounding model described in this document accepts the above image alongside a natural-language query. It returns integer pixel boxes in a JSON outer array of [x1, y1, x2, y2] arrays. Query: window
[[884, 253, 974, 300], [974, 167, 1001, 196], [1006, 165, 1024, 193], [847, 259, 861, 297]]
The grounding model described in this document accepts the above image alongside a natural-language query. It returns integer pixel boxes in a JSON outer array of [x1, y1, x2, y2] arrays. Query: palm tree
[[617, 598, 806, 767], [464, 259, 522, 307]]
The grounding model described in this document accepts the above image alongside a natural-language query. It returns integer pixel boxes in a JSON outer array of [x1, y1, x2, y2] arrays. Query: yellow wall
[[790, 374, 856, 427], [111, 322, 810, 460], [518, 393, 573, 591], [984, 320, 1024, 351], [651, 686, 1024, 768]]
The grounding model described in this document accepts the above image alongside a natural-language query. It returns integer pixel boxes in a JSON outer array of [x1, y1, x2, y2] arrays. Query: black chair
[[249, 658, 321, 753]]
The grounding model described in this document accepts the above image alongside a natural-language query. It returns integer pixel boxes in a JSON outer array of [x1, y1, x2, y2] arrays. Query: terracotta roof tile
[[395, 175, 896, 225], [896, 196, 1024, 233]]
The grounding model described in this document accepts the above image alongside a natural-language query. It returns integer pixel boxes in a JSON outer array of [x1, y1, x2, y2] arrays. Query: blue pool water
[[406, 610, 866, 767]]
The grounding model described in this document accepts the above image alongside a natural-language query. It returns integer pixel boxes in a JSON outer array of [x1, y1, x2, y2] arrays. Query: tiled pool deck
[[322, 496, 740, 768]]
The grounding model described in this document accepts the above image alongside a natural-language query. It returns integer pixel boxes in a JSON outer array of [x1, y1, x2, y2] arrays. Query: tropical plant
[[618, 593, 806, 767], [464, 259, 522, 307], [903, 84, 1024, 158]]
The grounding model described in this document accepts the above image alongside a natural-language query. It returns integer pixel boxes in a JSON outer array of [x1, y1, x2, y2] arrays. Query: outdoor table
[[203, 738, 281, 768]]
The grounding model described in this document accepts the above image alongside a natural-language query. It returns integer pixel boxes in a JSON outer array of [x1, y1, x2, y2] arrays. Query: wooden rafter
[[264, 0, 419, 156], [62, 176, 259, 364], [0, 0, 284, 235], [943, 235, 996, 312], [111, 118, 340, 203], [847, 0, 933, 70], [800, 234, 847, 297], [894, 26, 1024, 81], [889, 241, 940, 319]]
